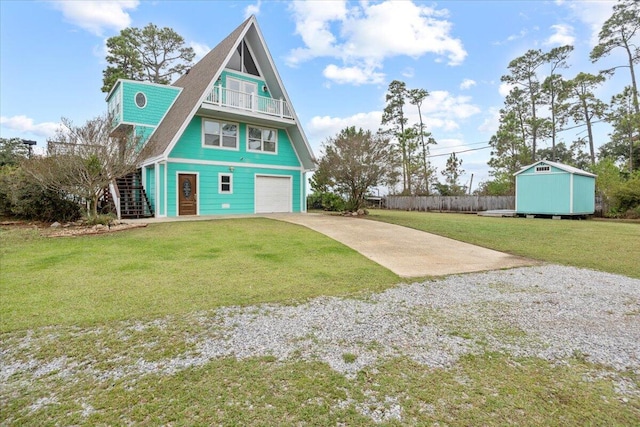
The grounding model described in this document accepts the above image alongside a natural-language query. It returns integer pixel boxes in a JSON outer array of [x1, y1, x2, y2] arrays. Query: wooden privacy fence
[[385, 195, 515, 213]]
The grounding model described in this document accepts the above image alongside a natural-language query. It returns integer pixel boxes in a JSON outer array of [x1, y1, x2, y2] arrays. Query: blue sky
[[0, 0, 630, 189]]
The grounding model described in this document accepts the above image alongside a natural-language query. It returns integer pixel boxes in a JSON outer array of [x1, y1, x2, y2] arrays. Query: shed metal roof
[[514, 160, 596, 178]]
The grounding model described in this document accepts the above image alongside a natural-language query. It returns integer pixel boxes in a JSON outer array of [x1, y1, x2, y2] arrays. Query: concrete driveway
[[268, 213, 536, 277]]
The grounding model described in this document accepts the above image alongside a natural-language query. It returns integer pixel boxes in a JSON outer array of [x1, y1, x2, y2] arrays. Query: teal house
[[105, 16, 315, 218], [514, 160, 596, 217]]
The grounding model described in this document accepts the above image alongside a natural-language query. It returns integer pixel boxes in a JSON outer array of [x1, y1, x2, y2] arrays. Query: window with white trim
[[203, 119, 238, 149], [535, 165, 550, 172], [227, 40, 260, 76], [219, 173, 233, 194], [135, 92, 147, 108], [247, 126, 277, 153]]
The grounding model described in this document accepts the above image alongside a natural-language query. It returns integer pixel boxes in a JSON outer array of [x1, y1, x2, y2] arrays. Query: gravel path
[[2, 265, 640, 393]]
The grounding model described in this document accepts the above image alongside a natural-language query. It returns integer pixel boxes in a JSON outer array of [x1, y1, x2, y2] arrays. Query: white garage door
[[255, 175, 292, 213]]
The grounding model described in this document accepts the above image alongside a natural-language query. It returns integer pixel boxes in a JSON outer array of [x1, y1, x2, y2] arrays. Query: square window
[[219, 174, 233, 194], [247, 125, 277, 153], [204, 120, 237, 149]]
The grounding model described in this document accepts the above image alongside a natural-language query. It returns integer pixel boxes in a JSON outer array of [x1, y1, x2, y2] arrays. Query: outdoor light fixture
[[229, 166, 234, 172]]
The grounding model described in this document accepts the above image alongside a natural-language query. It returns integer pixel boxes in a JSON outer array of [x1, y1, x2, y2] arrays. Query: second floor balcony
[[203, 86, 294, 122]]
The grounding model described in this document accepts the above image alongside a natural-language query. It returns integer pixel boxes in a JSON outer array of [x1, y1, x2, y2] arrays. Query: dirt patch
[[44, 223, 147, 237], [1, 219, 147, 237]]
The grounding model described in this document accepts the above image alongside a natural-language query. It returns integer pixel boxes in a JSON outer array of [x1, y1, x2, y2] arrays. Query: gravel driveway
[[2, 265, 639, 394]]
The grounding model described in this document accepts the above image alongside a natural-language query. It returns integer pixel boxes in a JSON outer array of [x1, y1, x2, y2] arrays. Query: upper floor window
[[227, 40, 260, 76], [535, 165, 550, 172], [247, 126, 277, 153], [108, 98, 120, 118], [203, 119, 238, 150], [135, 92, 147, 108]]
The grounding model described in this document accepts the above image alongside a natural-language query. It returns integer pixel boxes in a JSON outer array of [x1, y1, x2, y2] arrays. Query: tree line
[[312, 0, 639, 217]]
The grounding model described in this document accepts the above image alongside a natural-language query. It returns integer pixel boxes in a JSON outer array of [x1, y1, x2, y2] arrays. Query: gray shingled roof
[[138, 17, 252, 162]]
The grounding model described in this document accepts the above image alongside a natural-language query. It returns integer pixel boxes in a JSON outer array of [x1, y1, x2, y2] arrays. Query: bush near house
[[307, 191, 346, 212], [0, 166, 82, 222]]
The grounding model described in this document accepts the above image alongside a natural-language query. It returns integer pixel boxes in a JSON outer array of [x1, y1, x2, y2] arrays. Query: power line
[[421, 119, 608, 160], [556, 119, 607, 133], [429, 139, 491, 152], [426, 145, 492, 158]]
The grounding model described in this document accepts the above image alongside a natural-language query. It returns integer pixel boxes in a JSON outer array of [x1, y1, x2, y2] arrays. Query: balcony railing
[[204, 86, 293, 120]]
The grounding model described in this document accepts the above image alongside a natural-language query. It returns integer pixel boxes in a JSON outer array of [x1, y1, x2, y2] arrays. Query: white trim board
[[167, 157, 303, 171]]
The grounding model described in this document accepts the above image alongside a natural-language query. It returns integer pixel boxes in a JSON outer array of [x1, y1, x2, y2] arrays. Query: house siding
[[163, 115, 303, 217], [122, 82, 180, 127], [169, 116, 301, 168], [165, 162, 301, 216]]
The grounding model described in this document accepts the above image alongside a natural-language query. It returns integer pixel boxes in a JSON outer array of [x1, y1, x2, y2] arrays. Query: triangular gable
[[138, 16, 316, 170], [514, 160, 596, 178]]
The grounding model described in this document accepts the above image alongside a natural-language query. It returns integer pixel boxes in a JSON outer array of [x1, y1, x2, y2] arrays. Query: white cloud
[[190, 41, 211, 61], [287, 1, 348, 66], [307, 89, 479, 149], [493, 28, 528, 46], [51, 1, 139, 36], [544, 24, 575, 46], [244, 1, 261, 19], [287, 0, 466, 85], [1, 115, 61, 138], [558, 1, 615, 46], [459, 79, 476, 90], [307, 111, 383, 146], [478, 107, 501, 134], [402, 67, 415, 78], [322, 64, 385, 85], [499, 82, 515, 97], [419, 91, 480, 120]]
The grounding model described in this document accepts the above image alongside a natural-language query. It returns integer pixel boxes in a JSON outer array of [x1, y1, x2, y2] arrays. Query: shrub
[[84, 213, 116, 226], [307, 192, 346, 212], [613, 174, 640, 212], [0, 166, 82, 222]]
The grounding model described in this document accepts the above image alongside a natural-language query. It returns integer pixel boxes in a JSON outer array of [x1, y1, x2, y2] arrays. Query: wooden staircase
[[116, 171, 154, 219]]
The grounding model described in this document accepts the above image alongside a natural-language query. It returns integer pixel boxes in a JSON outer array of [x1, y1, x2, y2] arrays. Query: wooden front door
[[178, 174, 197, 216]]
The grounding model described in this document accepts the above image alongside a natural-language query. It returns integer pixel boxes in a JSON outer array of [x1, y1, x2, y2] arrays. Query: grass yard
[[0, 218, 398, 332], [3, 351, 637, 426], [368, 210, 640, 279], [2, 215, 639, 425]]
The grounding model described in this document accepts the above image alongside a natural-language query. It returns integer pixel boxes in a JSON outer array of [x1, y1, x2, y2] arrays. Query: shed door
[[255, 176, 292, 213]]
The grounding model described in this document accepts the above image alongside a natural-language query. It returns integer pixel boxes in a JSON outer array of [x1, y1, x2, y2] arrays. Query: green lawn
[[2, 215, 639, 425], [0, 218, 398, 332], [368, 210, 640, 279]]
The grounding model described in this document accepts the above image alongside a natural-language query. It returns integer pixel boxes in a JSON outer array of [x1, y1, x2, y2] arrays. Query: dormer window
[[227, 40, 260, 76]]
